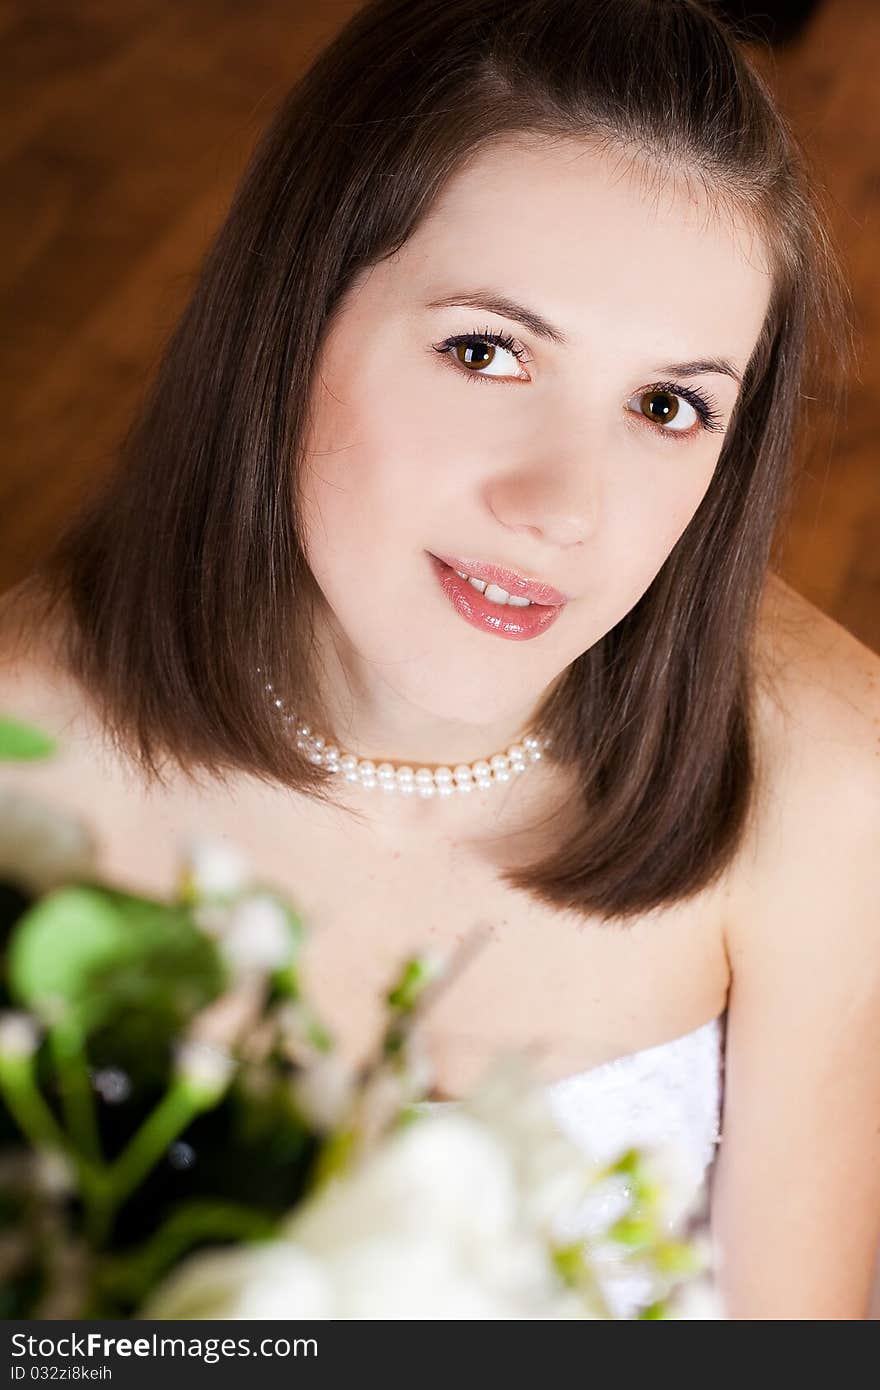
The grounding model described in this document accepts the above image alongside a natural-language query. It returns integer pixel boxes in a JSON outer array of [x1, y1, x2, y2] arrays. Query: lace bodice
[[545, 1011, 725, 1183]]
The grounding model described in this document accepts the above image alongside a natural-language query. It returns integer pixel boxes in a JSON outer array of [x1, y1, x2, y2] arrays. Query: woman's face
[[298, 136, 773, 734]]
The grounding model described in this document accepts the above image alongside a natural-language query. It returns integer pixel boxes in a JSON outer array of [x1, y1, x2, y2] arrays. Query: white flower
[[460, 1058, 598, 1235], [140, 1241, 331, 1320], [219, 894, 293, 976], [322, 1232, 582, 1320], [174, 1039, 236, 1102], [289, 1055, 355, 1132], [631, 1138, 707, 1231], [0, 1010, 41, 1059], [666, 1276, 727, 1319], [145, 1111, 588, 1320], [180, 836, 251, 901], [0, 789, 96, 895], [285, 1112, 518, 1254], [143, 1060, 707, 1321]]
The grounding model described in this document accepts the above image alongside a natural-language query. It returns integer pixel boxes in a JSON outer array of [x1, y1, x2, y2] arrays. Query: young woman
[[1, 0, 878, 1318]]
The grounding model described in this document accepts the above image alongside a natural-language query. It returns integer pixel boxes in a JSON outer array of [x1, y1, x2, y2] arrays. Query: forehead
[[389, 136, 773, 370]]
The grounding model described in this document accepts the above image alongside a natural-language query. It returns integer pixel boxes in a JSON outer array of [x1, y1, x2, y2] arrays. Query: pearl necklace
[[259, 669, 551, 797]]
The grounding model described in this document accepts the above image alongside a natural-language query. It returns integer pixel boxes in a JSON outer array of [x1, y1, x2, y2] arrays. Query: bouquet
[[0, 714, 720, 1319]]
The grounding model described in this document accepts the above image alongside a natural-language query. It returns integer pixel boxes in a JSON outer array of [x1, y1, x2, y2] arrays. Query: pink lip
[[430, 552, 570, 607], [428, 554, 566, 642]]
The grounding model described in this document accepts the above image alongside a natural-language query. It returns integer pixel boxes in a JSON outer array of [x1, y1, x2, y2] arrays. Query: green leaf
[[7, 884, 226, 1034], [0, 717, 57, 761]]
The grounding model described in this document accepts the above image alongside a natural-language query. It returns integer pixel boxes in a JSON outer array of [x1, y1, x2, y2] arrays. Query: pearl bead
[[264, 670, 548, 798]]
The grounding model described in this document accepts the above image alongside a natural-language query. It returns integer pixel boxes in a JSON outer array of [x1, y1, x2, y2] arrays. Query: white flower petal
[[141, 1241, 331, 1320], [221, 895, 293, 975], [181, 836, 252, 900], [666, 1277, 727, 1319], [284, 1113, 517, 1253]]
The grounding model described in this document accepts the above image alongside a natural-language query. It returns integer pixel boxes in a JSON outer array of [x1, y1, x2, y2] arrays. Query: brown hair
[[22, 0, 855, 920]]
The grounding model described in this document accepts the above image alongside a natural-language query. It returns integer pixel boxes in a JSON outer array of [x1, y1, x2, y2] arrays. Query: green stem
[[48, 1018, 102, 1162], [96, 1200, 278, 1304], [105, 1081, 208, 1197], [0, 1049, 72, 1156], [86, 1078, 225, 1248]]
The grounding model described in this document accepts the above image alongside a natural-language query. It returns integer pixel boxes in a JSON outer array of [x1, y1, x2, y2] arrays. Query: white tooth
[[459, 573, 533, 607], [484, 583, 511, 604]]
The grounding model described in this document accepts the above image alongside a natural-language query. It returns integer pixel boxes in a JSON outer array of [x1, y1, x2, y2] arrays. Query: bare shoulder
[[713, 576, 880, 1318], [729, 569, 879, 940], [751, 572, 879, 809]]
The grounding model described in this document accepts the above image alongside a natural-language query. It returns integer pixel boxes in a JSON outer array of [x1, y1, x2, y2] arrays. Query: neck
[[299, 606, 554, 772]]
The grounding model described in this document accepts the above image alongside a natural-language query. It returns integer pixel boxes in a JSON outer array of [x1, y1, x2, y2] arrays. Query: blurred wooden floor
[[0, 0, 877, 651]]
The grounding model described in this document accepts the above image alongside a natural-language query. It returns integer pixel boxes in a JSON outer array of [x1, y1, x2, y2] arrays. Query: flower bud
[[0, 1011, 40, 1059], [174, 1039, 236, 1105]]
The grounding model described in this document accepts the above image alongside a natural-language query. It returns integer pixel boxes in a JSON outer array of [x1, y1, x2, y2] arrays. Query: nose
[[483, 444, 598, 551]]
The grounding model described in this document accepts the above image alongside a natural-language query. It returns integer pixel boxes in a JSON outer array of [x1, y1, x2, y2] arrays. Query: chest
[[94, 770, 730, 1096], [12, 748, 730, 1099]]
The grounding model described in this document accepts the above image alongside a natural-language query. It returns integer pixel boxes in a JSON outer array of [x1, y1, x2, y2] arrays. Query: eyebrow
[[424, 288, 744, 386]]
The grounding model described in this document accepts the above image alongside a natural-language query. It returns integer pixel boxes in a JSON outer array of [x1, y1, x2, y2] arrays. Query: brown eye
[[434, 330, 528, 383], [455, 341, 496, 370], [626, 386, 700, 434], [640, 389, 680, 425]]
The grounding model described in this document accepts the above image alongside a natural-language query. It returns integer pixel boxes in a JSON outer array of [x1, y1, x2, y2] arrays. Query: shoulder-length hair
[[24, 0, 855, 920]]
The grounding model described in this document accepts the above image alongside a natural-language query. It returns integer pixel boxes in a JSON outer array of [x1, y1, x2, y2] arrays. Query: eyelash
[[431, 327, 726, 438]]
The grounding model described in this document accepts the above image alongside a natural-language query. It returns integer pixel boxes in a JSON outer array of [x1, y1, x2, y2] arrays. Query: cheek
[[604, 453, 719, 591], [297, 389, 436, 578]]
